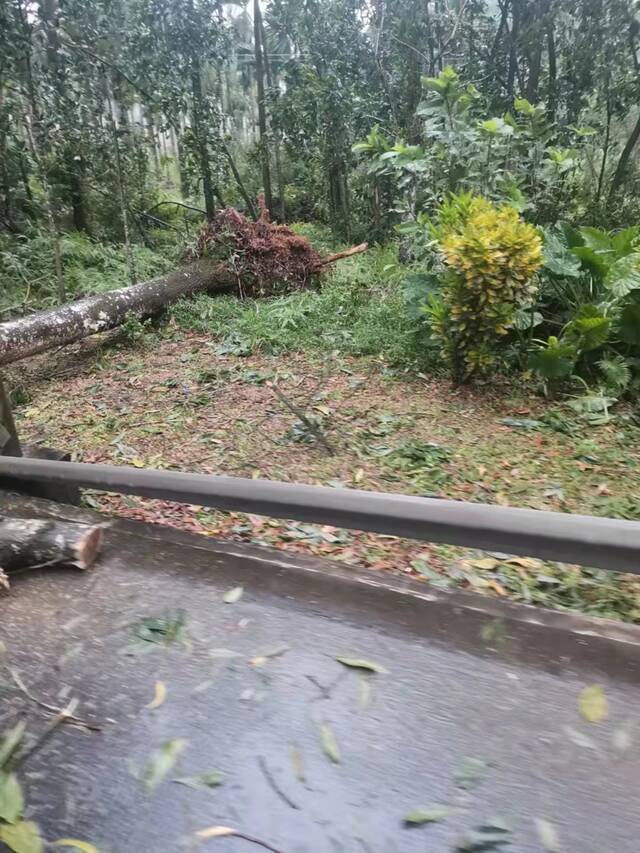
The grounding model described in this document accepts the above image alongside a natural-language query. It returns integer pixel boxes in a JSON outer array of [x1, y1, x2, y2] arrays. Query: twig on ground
[[8, 667, 102, 731], [268, 382, 336, 455], [11, 698, 79, 769], [257, 755, 300, 810]]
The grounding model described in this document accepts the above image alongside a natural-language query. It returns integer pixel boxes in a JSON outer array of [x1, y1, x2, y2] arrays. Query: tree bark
[[253, 0, 273, 213], [609, 110, 640, 200], [0, 517, 104, 590], [190, 60, 218, 220], [0, 260, 232, 367]]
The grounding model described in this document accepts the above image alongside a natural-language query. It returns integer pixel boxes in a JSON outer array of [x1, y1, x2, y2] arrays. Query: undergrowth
[[0, 229, 179, 314], [172, 224, 430, 365]]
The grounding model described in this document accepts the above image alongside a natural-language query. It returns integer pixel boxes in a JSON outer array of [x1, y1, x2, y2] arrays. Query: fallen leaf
[[0, 820, 43, 853], [404, 805, 457, 825], [319, 722, 341, 764], [596, 483, 611, 496], [535, 818, 561, 852], [51, 841, 98, 853], [143, 739, 187, 791], [223, 586, 244, 604], [290, 746, 305, 783], [472, 558, 499, 570], [0, 721, 26, 768], [131, 457, 145, 468], [579, 685, 608, 722], [195, 827, 236, 840], [506, 556, 541, 570], [0, 773, 24, 823], [456, 818, 511, 852], [454, 757, 488, 790], [335, 656, 388, 673], [173, 771, 223, 790], [145, 681, 167, 711], [353, 468, 365, 483], [487, 580, 507, 596], [249, 645, 290, 667]]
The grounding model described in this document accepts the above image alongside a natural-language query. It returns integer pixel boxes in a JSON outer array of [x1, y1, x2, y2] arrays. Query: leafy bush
[[427, 196, 542, 382], [531, 223, 640, 394]]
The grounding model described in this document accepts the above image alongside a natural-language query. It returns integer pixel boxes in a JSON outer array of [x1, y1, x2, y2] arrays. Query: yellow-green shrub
[[431, 197, 542, 381]]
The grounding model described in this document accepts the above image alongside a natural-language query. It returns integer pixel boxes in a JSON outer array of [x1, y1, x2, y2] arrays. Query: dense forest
[[2, 0, 640, 624], [3, 0, 640, 392]]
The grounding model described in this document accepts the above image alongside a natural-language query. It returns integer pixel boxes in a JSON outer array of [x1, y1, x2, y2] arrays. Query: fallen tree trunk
[[0, 259, 232, 367], [0, 517, 105, 591], [0, 243, 368, 367]]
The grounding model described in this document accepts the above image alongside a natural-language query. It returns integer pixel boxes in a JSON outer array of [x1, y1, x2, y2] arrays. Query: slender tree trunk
[[253, 0, 273, 213], [190, 59, 217, 220], [221, 142, 258, 219], [105, 78, 137, 285], [609, 110, 640, 200], [596, 98, 612, 204], [546, 18, 557, 120], [259, 14, 286, 221]]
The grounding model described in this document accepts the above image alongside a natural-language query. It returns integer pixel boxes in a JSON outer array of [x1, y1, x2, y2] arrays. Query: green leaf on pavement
[[223, 586, 244, 604], [579, 685, 608, 722], [455, 757, 488, 790], [0, 772, 24, 823], [404, 805, 457, 825], [335, 657, 388, 673], [143, 739, 187, 791], [173, 770, 223, 790], [0, 820, 44, 853]]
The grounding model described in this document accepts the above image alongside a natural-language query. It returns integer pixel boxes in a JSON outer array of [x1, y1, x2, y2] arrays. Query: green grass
[[171, 230, 430, 365], [0, 229, 180, 313]]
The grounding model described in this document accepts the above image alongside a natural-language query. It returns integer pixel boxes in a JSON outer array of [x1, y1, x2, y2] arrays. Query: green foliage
[[428, 196, 542, 381], [172, 240, 429, 365], [529, 336, 577, 381], [0, 231, 178, 313]]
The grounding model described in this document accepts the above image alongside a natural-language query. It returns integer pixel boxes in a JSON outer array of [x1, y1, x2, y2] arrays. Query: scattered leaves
[[319, 723, 341, 764], [335, 657, 388, 674], [142, 739, 187, 791], [223, 586, 244, 604], [404, 805, 457, 826], [579, 685, 608, 723], [145, 681, 167, 711]]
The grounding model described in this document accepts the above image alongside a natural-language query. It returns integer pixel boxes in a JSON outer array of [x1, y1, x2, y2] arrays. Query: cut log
[[0, 259, 232, 367], [0, 517, 105, 591]]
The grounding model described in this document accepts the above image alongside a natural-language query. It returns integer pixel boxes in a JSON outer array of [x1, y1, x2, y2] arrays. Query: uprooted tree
[[0, 199, 367, 367]]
